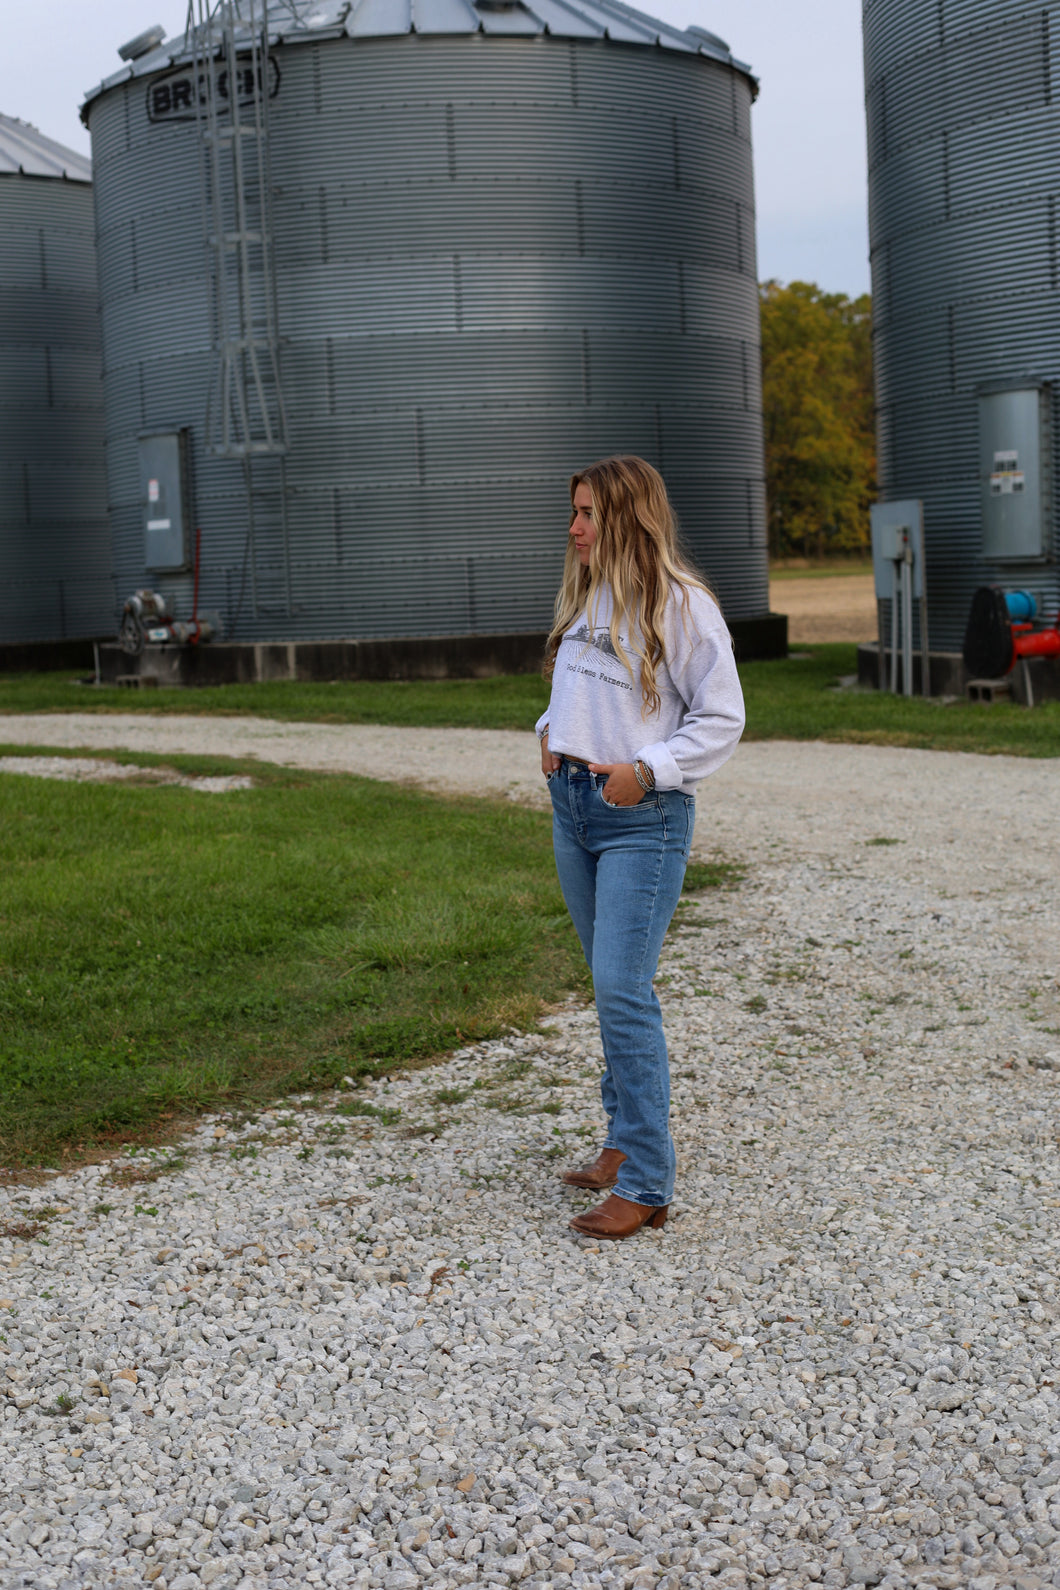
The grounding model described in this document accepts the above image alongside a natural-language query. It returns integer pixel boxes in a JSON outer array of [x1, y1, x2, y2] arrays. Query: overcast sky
[[1, 0, 870, 297]]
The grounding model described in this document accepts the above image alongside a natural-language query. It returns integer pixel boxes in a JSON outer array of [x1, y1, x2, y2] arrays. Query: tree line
[[759, 279, 875, 560]]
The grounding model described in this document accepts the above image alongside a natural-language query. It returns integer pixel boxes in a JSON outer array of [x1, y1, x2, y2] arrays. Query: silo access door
[[139, 431, 190, 571], [978, 384, 1051, 563]]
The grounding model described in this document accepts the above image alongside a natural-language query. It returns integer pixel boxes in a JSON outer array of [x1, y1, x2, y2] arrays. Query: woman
[[537, 456, 745, 1240]]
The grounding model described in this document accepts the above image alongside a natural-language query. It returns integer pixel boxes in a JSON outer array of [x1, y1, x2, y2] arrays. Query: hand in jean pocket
[[540, 729, 562, 778], [588, 761, 644, 807]]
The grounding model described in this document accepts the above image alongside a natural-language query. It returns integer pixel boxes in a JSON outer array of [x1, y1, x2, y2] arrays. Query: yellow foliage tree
[[759, 280, 876, 559]]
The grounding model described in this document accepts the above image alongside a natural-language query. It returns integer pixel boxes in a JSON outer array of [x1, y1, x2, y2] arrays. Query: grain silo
[[864, 0, 1060, 663], [0, 115, 111, 649], [83, 0, 779, 665]]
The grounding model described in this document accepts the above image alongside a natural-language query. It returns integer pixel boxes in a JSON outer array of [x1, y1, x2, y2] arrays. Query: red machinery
[[962, 587, 1060, 682]]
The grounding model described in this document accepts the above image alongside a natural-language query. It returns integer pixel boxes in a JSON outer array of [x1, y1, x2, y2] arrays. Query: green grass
[[740, 643, 1060, 756], [3, 645, 1058, 755], [769, 558, 873, 581], [0, 752, 745, 1168], [0, 670, 552, 729], [0, 757, 586, 1167], [683, 859, 746, 891]]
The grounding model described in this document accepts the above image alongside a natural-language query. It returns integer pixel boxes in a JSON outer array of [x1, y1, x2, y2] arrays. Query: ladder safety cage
[[187, 0, 299, 458]]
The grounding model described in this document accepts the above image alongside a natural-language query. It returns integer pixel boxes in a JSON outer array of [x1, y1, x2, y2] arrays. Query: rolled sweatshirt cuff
[[635, 741, 683, 791]]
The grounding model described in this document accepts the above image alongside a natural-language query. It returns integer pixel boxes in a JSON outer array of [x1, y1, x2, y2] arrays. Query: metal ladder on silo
[[187, 0, 300, 617], [188, 0, 293, 459]]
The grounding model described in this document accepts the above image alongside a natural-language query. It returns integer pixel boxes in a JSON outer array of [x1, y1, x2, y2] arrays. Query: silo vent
[[302, 3, 350, 25], [474, 0, 526, 11], [118, 24, 166, 62], [686, 25, 729, 51]]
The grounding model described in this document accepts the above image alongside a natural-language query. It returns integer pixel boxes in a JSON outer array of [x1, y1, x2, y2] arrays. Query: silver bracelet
[[633, 759, 654, 792]]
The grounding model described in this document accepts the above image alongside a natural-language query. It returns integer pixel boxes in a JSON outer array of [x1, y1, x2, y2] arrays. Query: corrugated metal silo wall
[[88, 34, 767, 642], [0, 176, 112, 643], [864, 0, 1060, 651]]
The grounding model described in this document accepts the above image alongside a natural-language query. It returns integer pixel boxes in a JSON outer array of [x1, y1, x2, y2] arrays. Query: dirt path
[[770, 572, 876, 643]]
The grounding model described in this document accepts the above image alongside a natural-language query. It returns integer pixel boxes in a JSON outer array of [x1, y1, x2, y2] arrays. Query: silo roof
[[0, 113, 91, 181], [82, 0, 754, 117]]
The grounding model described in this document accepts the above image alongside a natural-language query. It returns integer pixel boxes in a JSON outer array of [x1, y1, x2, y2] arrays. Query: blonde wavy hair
[[544, 456, 718, 714]]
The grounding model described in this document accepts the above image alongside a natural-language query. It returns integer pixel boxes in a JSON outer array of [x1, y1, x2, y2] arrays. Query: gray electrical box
[[978, 385, 1051, 562], [871, 499, 925, 599], [139, 431, 190, 572]]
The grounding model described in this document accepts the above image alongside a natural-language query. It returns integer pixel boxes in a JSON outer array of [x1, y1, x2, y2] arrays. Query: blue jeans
[[547, 759, 695, 1207]]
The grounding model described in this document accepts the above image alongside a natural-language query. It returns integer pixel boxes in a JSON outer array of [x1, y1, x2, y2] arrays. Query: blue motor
[[1004, 591, 1038, 623]]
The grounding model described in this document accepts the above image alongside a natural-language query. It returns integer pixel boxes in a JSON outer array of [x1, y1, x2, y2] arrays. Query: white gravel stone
[[1, 724, 1059, 1590]]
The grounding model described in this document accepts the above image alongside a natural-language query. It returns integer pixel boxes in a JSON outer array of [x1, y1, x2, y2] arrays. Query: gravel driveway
[[2, 716, 1059, 1590]]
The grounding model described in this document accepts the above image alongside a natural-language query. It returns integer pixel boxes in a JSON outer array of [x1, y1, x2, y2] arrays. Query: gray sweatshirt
[[535, 583, 745, 794]]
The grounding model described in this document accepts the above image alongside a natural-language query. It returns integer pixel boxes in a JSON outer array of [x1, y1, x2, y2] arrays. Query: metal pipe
[[192, 522, 202, 638], [243, 453, 259, 618], [889, 562, 899, 694], [1013, 627, 1060, 661], [901, 550, 913, 697], [279, 452, 292, 617], [876, 597, 885, 691]]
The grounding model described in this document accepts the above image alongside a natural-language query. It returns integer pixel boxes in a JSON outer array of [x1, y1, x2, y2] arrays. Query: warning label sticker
[[990, 449, 1025, 495]]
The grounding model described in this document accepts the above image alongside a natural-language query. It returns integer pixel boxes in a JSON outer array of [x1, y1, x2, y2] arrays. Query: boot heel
[[649, 1206, 669, 1229]]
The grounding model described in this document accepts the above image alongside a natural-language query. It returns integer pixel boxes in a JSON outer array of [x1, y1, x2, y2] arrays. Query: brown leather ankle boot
[[561, 1147, 627, 1189], [568, 1194, 669, 1240]]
